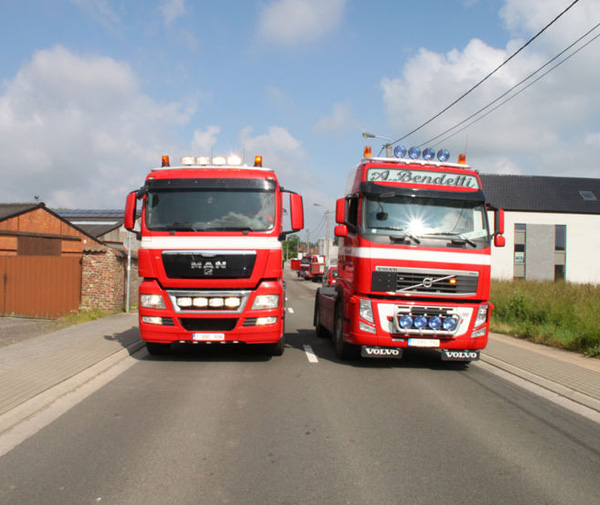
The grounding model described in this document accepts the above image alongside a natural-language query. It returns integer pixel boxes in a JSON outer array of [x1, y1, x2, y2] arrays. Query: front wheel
[[333, 306, 357, 360], [264, 337, 285, 356]]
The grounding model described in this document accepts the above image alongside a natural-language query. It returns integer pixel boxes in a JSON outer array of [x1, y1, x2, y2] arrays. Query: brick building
[[0, 203, 136, 317]]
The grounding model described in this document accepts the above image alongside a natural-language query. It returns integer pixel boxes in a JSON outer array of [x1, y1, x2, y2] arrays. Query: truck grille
[[162, 251, 256, 279], [372, 268, 478, 296], [179, 318, 238, 332]]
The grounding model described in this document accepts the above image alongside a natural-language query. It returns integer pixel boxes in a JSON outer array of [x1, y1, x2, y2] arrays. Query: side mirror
[[493, 208, 505, 247], [124, 191, 137, 231], [335, 224, 348, 238], [335, 198, 345, 224], [495, 208, 505, 235], [289, 193, 304, 231]]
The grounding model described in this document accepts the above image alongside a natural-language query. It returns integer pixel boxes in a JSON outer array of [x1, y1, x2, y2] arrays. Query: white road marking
[[287, 307, 295, 314], [303, 345, 319, 363]]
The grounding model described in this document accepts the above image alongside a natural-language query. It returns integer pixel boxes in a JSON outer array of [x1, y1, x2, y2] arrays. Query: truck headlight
[[252, 294, 280, 310], [140, 294, 167, 309], [474, 305, 489, 328], [359, 299, 374, 324]]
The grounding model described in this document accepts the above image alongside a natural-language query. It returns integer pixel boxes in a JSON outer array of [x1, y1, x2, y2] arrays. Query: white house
[[481, 174, 600, 284]]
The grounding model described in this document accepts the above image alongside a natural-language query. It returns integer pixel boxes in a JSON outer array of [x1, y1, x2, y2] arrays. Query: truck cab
[[314, 147, 504, 361], [125, 155, 303, 356]]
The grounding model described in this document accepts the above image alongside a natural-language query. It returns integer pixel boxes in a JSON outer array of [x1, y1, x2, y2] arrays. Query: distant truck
[[314, 146, 505, 361], [125, 154, 304, 356], [298, 254, 325, 282]]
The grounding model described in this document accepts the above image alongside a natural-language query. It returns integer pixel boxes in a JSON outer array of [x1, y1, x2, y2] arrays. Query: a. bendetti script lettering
[[367, 168, 479, 189]]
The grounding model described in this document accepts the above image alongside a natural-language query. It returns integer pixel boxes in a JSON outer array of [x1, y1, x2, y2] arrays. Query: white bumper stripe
[[141, 236, 282, 250], [344, 247, 491, 266]]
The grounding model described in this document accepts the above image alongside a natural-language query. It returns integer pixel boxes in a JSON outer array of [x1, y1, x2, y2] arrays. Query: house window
[[578, 190, 597, 201], [554, 225, 566, 281], [514, 223, 526, 279]]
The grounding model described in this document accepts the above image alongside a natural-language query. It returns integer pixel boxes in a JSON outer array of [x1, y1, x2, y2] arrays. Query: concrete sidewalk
[[482, 332, 600, 414], [0, 314, 599, 435], [0, 313, 142, 434]]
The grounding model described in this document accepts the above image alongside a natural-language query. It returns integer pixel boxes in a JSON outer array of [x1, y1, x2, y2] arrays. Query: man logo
[[191, 260, 227, 276]]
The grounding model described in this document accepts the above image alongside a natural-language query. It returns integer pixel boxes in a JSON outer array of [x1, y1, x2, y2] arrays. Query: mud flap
[[361, 346, 403, 359], [440, 350, 480, 361]]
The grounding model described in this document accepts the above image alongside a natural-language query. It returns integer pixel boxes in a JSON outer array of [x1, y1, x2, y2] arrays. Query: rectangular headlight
[[252, 294, 280, 310], [140, 294, 166, 309], [474, 305, 489, 328], [359, 298, 374, 324]]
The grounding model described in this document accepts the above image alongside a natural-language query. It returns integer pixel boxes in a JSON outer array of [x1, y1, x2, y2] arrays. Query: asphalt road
[[1, 269, 599, 505]]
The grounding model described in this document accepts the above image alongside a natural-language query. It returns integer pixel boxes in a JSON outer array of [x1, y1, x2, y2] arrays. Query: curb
[[0, 340, 145, 437], [480, 353, 600, 416]]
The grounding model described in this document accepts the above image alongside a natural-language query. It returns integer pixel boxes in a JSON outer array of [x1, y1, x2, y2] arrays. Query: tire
[[333, 305, 357, 360], [145, 342, 171, 355], [265, 337, 285, 356]]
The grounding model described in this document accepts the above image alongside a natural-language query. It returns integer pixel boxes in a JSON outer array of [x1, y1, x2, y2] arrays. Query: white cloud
[[191, 126, 220, 153], [313, 102, 358, 138], [380, 0, 600, 177], [0, 45, 193, 208], [257, 0, 347, 47], [240, 126, 308, 183], [160, 0, 186, 27]]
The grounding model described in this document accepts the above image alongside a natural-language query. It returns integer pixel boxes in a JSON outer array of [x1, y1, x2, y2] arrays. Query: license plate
[[408, 338, 440, 348], [193, 333, 225, 341]]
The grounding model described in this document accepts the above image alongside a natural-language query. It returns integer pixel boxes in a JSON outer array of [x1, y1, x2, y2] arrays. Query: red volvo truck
[[125, 154, 304, 356], [314, 146, 505, 361]]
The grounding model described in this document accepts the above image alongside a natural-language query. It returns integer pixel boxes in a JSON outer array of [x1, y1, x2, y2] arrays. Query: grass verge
[[490, 280, 600, 358]]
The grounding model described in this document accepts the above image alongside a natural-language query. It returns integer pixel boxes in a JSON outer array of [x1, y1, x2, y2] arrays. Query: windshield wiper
[[202, 226, 256, 232], [161, 222, 199, 231], [375, 226, 421, 245], [423, 232, 477, 248]]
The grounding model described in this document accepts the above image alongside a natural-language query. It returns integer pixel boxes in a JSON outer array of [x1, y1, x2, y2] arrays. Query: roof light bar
[[392, 146, 453, 163]]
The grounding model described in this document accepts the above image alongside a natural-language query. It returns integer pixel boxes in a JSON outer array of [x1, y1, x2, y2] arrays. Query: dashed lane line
[[303, 345, 319, 363]]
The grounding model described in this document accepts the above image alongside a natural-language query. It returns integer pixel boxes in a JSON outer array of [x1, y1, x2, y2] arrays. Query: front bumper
[[345, 297, 491, 351]]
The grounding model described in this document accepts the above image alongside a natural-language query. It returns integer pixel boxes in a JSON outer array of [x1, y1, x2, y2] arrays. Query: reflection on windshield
[[362, 195, 489, 244], [146, 189, 275, 232]]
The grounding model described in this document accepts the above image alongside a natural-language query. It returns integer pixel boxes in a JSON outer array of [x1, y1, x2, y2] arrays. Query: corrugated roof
[[480, 174, 600, 214], [0, 203, 42, 221], [55, 209, 124, 219]]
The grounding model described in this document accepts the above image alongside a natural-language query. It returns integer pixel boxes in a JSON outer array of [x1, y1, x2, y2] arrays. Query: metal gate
[[0, 257, 82, 318]]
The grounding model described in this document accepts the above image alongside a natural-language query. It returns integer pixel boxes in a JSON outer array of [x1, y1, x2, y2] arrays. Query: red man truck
[[314, 146, 505, 361], [125, 154, 304, 356]]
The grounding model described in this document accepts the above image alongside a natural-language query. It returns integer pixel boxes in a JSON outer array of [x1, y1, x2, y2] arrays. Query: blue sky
[[1, 0, 599, 240]]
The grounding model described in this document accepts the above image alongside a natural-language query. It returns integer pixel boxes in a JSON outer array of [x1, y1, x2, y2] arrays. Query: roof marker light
[[423, 148, 435, 161], [254, 155, 263, 167], [437, 149, 450, 162], [408, 146, 421, 159], [458, 153, 467, 164], [213, 156, 226, 166], [393, 145, 407, 158], [196, 156, 210, 165], [161, 155, 170, 167], [363, 146, 372, 158], [181, 156, 195, 165], [228, 154, 242, 166]]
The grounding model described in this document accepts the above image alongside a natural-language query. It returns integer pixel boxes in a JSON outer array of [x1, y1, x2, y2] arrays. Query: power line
[[389, 0, 582, 147], [431, 29, 600, 147], [420, 20, 600, 148]]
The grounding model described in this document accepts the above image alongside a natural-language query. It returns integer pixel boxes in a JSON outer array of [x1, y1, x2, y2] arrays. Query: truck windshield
[[145, 189, 276, 232], [362, 194, 490, 246]]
